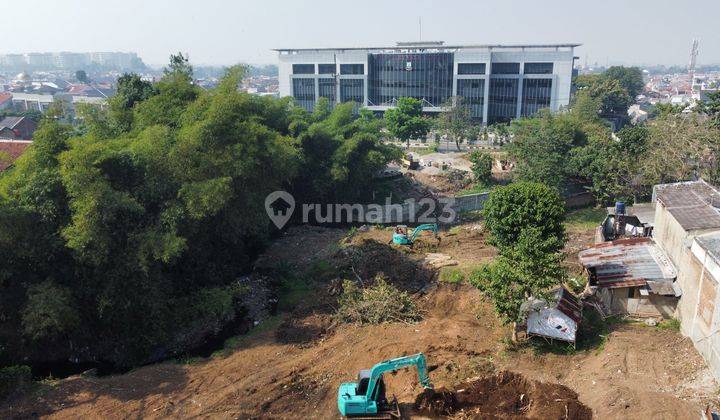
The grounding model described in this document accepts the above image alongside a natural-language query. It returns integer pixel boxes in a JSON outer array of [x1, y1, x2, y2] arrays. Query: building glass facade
[[456, 79, 485, 120], [521, 78, 553, 117], [488, 78, 518, 124], [368, 52, 453, 107], [340, 79, 364, 103], [292, 78, 315, 111]]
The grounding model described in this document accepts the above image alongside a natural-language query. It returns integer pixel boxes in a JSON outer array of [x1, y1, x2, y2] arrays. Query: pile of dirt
[[415, 371, 592, 419]]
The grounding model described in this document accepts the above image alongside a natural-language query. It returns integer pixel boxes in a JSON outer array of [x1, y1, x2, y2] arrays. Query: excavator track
[[346, 397, 401, 419]]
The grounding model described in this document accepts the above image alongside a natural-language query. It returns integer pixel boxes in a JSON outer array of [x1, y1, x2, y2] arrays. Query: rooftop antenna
[[419, 17, 422, 41]]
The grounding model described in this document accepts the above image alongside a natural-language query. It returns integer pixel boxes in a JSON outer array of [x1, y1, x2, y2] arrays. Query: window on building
[[456, 79, 485, 121], [524, 62, 554, 74], [292, 64, 315, 74], [340, 79, 364, 103], [491, 62, 520, 75], [367, 52, 454, 107], [521, 78, 553, 117], [488, 78, 518, 124], [340, 64, 364, 75], [458, 63, 486, 75], [318, 78, 336, 104], [318, 64, 336, 74], [292, 78, 316, 111]]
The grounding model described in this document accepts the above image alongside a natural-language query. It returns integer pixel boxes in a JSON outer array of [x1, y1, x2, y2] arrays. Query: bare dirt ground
[[4, 222, 719, 419]]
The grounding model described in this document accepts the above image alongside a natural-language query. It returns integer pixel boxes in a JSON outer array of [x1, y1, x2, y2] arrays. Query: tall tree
[[604, 66, 645, 99], [75, 70, 88, 83], [472, 182, 567, 339], [384, 97, 430, 148], [436, 97, 478, 151]]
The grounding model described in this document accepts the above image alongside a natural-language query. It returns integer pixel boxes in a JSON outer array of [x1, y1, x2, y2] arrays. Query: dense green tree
[[75, 70, 88, 83], [696, 91, 720, 127], [384, 97, 431, 148], [468, 150, 493, 184], [472, 183, 567, 339], [0, 57, 403, 368], [470, 227, 566, 327], [435, 97, 478, 151], [506, 110, 586, 191], [604, 66, 644, 99], [481, 182, 566, 255], [571, 125, 649, 204]]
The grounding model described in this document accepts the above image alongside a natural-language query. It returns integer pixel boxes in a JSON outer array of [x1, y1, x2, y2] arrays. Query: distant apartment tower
[[276, 41, 579, 124], [0, 52, 142, 71]]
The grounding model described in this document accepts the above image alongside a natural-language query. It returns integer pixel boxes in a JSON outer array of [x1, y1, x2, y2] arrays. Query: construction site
[[3, 169, 720, 419]]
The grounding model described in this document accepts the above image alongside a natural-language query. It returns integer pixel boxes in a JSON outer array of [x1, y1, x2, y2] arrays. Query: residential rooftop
[[578, 237, 677, 289], [654, 179, 720, 231], [696, 232, 720, 263]]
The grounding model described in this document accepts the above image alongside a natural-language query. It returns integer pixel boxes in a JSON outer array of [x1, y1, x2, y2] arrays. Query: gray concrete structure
[[652, 180, 720, 380], [276, 42, 579, 125]]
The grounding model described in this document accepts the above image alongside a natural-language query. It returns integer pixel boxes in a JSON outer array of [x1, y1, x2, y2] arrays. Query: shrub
[[336, 276, 421, 324], [0, 365, 32, 399]]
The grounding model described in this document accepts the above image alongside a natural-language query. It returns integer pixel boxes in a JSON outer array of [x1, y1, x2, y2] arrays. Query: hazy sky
[[5, 0, 720, 67]]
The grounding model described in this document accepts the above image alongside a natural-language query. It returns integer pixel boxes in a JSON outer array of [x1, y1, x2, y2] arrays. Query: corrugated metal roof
[[578, 237, 676, 288], [654, 180, 720, 231], [555, 287, 583, 323]]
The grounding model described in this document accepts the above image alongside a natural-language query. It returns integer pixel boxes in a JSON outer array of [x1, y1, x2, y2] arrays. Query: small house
[[579, 237, 680, 318]]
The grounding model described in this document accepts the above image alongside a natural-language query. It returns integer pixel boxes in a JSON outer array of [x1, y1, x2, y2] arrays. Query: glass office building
[[277, 41, 578, 124]]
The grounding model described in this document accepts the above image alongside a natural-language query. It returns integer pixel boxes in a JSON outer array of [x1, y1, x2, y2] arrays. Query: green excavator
[[337, 353, 433, 418], [392, 223, 438, 246]]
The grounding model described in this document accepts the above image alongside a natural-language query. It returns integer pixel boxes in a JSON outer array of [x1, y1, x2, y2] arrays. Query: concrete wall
[[653, 200, 720, 380], [687, 239, 720, 379]]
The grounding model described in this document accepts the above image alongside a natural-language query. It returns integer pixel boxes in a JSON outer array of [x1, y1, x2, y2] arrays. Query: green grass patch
[[565, 207, 606, 230], [448, 226, 462, 235], [657, 318, 681, 331], [439, 267, 465, 284], [457, 183, 491, 196]]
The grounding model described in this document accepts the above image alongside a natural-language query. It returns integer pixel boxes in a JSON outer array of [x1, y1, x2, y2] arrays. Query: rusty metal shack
[[578, 237, 680, 317]]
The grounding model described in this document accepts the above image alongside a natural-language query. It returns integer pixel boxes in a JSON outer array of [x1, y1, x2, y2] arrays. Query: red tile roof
[[0, 139, 31, 171], [0, 92, 12, 106]]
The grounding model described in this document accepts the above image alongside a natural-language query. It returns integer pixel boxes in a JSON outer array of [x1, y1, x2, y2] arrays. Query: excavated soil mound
[[415, 371, 592, 419]]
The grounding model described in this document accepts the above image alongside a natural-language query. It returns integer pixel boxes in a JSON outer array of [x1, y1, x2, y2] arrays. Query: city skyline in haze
[[3, 0, 719, 68]]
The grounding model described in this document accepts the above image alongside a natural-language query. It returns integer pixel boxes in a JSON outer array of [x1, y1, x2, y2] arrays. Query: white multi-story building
[[276, 41, 579, 124]]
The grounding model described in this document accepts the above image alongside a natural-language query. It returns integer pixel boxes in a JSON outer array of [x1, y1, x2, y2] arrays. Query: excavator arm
[[365, 353, 433, 401], [409, 223, 438, 243]]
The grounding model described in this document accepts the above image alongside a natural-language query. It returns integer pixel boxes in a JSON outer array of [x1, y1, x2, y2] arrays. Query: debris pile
[[423, 253, 459, 268], [415, 371, 592, 419]]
